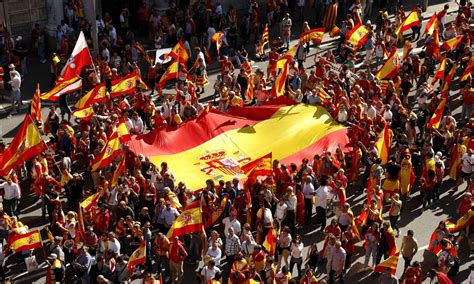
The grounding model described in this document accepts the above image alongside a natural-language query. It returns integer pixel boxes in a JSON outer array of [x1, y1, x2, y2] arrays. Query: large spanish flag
[[167, 201, 203, 238], [0, 115, 47, 176], [299, 28, 325, 45], [8, 230, 42, 252], [374, 252, 399, 275], [127, 243, 146, 272], [128, 102, 349, 190], [396, 9, 421, 35], [375, 49, 400, 80], [346, 23, 369, 47]]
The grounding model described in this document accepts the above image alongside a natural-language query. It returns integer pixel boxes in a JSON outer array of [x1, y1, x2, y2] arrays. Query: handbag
[[25, 255, 38, 272]]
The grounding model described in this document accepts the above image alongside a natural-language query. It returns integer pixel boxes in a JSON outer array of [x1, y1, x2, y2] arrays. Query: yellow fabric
[[72, 106, 94, 119], [347, 24, 369, 47], [10, 230, 41, 251], [75, 85, 106, 109], [376, 51, 399, 80], [382, 179, 399, 192], [148, 105, 345, 190], [400, 159, 413, 194], [166, 204, 202, 238]]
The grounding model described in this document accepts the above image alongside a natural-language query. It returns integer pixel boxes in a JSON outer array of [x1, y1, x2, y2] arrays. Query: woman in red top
[[420, 170, 437, 211], [403, 261, 422, 284], [342, 224, 356, 272]]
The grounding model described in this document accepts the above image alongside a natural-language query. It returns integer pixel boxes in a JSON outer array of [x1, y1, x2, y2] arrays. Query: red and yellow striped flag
[[376, 124, 392, 164], [460, 55, 474, 82], [442, 35, 464, 52], [257, 25, 270, 57], [402, 40, 412, 61], [346, 23, 369, 47], [0, 115, 47, 176], [374, 252, 399, 275], [424, 13, 438, 36], [427, 92, 448, 129], [40, 77, 82, 101], [375, 49, 400, 80], [127, 243, 147, 272], [263, 227, 276, 256], [72, 106, 94, 121], [157, 61, 179, 91], [168, 41, 189, 64], [80, 191, 101, 211], [432, 57, 447, 84], [396, 9, 421, 35], [433, 29, 440, 61], [30, 84, 42, 124], [167, 201, 203, 238], [299, 28, 325, 45], [329, 26, 340, 37], [8, 230, 42, 252], [323, 2, 338, 30], [111, 156, 126, 187]]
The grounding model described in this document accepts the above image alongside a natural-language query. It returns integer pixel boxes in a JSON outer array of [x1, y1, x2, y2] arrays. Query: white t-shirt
[[314, 186, 329, 208], [201, 266, 221, 282], [222, 217, 241, 237], [290, 242, 304, 258], [0, 182, 21, 200], [275, 203, 288, 220], [461, 153, 473, 174], [205, 247, 222, 265]]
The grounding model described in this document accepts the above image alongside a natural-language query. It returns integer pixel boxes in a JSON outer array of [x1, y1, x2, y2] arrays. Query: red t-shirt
[[169, 241, 187, 262]]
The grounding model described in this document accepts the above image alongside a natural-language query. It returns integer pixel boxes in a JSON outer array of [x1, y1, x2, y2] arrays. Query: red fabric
[[61, 32, 92, 80], [169, 241, 187, 262], [436, 272, 452, 284]]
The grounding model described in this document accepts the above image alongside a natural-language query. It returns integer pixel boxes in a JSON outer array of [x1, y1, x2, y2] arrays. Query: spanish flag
[[442, 35, 464, 52], [345, 23, 369, 47], [134, 42, 149, 61], [395, 9, 421, 35], [8, 230, 42, 252], [111, 119, 132, 143], [272, 46, 296, 97], [299, 28, 325, 45], [329, 26, 340, 38], [0, 115, 47, 176], [91, 132, 123, 172], [203, 47, 213, 64], [204, 195, 229, 229], [424, 13, 438, 36], [111, 156, 126, 187], [127, 243, 147, 272], [449, 209, 474, 232], [241, 153, 273, 179], [263, 228, 276, 256], [127, 103, 349, 190], [402, 40, 412, 61], [433, 29, 440, 61], [374, 252, 399, 275], [441, 63, 457, 93], [427, 92, 447, 129], [212, 32, 225, 54], [40, 77, 82, 101], [72, 106, 94, 121], [30, 84, 42, 124], [75, 84, 107, 109], [245, 73, 255, 101], [110, 72, 148, 98], [80, 191, 101, 211], [460, 55, 474, 82], [432, 57, 447, 84], [157, 61, 179, 91], [44, 226, 55, 244], [168, 41, 189, 64], [167, 201, 203, 238], [375, 49, 400, 80], [376, 124, 392, 164]]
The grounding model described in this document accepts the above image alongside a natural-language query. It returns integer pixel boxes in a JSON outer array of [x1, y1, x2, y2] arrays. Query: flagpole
[[39, 229, 49, 264]]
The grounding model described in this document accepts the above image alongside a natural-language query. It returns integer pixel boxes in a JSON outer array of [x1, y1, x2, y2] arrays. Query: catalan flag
[[204, 195, 229, 228], [80, 191, 101, 211], [127, 102, 349, 190], [157, 61, 179, 91], [380, 80, 390, 95], [257, 25, 269, 57], [241, 153, 273, 179], [168, 41, 189, 64], [376, 124, 392, 164], [402, 40, 412, 61], [329, 26, 340, 38], [0, 115, 47, 176], [40, 77, 82, 101], [460, 55, 474, 82], [212, 32, 225, 54], [375, 49, 400, 80], [395, 9, 421, 35], [432, 57, 447, 84], [323, 2, 338, 30], [424, 13, 438, 36], [374, 252, 399, 275], [8, 230, 42, 253], [346, 23, 369, 47], [110, 156, 126, 187], [30, 84, 42, 124], [442, 35, 464, 52], [167, 201, 203, 238], [318, 88, 337, 114], [299, 28, 325, 45], [427, 92, 447, 129], [76, 204, 86, 241], [72, 106, 94, 121], [263, 228, 276, 256], [127, 243, 147, 272]]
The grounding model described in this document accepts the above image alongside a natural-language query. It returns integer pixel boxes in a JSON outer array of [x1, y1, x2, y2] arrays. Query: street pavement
[[0, 1, 472, 283]]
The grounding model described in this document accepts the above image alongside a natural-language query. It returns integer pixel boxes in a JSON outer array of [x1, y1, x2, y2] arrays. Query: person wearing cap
[[46, 253, 64, 283], [7, 65, 21, 113], [50, 236, 65, 264]]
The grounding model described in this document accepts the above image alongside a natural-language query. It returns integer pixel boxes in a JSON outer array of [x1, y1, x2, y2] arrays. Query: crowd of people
[[0, 0, 473, 284]]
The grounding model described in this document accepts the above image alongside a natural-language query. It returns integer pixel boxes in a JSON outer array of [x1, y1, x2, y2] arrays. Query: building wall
[[1, 0, 48, 38]]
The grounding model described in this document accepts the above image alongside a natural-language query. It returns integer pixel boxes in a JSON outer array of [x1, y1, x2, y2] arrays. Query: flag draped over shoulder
[[376, 124, 392, 164], [299, 28, 325, 45], [263, 228, 276, 256], [8, 230, 42, 252], [374, 252, 400, 275], [375, 49, 400, 80], [127, 243, 147, 272], [0, 115, 47, 176], [167, 201, 203, 238], [40, 77, 82, 101], [396, 9, 421, 35], [30, 84, 42, 124], [345, 23, 369, 47]]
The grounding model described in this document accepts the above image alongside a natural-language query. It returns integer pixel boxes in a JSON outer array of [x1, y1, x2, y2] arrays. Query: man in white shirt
[[366, 101, 377, 119], [8, 68, 21, 112], [461, 151, 474, 179], [160, 202, 180, 229], [315, 178, 330, 231], [303, 176, 315, 224], [201, 259, 220, 282], [0, 178, 21, 216], [241, 234, 257, 260], [329, 241, 347, 283], [275, 199, 288, 227], [205, 241, 222, 266], [131, 112, 145, 134], [222, 210, 241, 238]]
